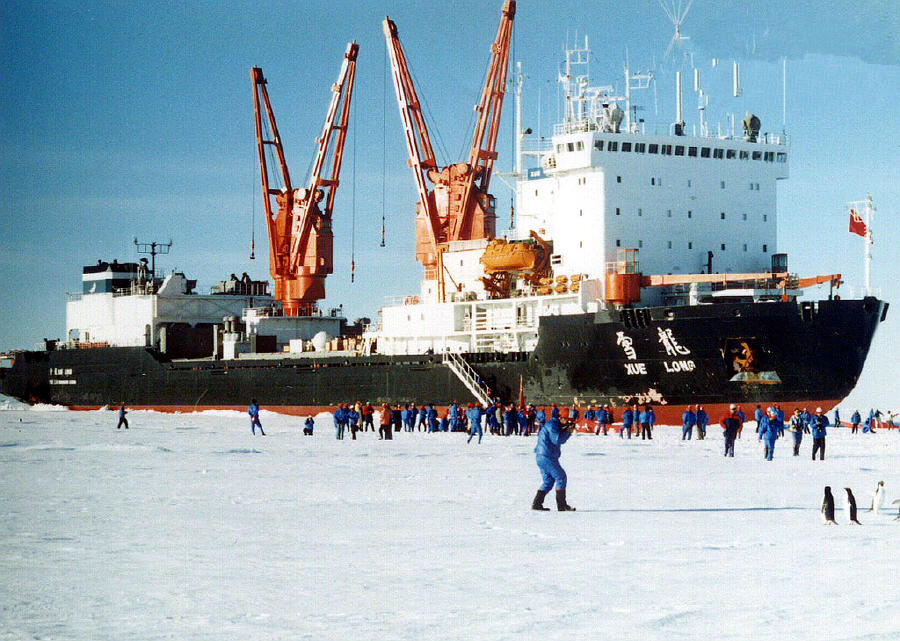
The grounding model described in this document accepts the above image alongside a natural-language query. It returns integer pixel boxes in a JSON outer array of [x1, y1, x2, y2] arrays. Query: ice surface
[[1, 407, 898, 640]]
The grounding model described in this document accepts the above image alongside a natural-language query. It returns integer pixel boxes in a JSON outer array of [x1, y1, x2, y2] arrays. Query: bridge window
[[661, 144, 673, 155], [622, 142, 632, 152], [635, 143, 646, 153], [594, 140, 604, 151], [675, 146, 685, 156], [649, 143, 659, 154], [608, 141, 618, 151], [752, 150, 762, 160], [701, 147, 711, 158], [688, 146, 698, 157], [713, 148, 724, 159], [777, 152, 787, 163], [726, 149, 737, 159]]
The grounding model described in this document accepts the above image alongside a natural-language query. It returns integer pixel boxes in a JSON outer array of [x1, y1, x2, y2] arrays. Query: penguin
[[822, 486, 837, 524], [844, 488, 861, 524], [869, 481, 885, 514]]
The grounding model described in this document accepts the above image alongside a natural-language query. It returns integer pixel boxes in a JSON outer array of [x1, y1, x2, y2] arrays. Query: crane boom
[[251, 67, 293, 283], [251, 42, 359, 317], [384, 1, 516, 289], [382, 17, 441, 264]]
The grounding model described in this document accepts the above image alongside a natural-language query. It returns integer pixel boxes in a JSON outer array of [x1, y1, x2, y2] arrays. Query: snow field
[[0, 407, 898, 641]]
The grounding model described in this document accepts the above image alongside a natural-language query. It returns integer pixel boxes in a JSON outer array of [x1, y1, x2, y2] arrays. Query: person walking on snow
[[788, 408, 804, 456], [248, 399, 265, 436], [758, 407, 783, 460], [531, 417, 577, 511], [811, 407, 829, 460], [621, 406, 634, 439], [832, 407, 841, 430], [850, 409, 861, 434], [720, 404, 742, 457], [696, 406, 708, 440], [303, 416, 314, 436], [333, 404, 346, 440], [116, 403, 129, 430], [682, 406, 696, 440], [347, 405, 360, 440], [466, 403, 484, 444], [640, 405, 654, 440]]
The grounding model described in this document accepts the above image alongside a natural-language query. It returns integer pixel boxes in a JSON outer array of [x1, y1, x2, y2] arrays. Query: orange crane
[[605, 249, 842, 305], [251, 42, 359, 316], [383, 1, 516, 299]]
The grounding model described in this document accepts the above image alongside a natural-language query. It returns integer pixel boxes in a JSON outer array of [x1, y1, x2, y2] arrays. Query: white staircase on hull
[[442, 351, 491, 406]]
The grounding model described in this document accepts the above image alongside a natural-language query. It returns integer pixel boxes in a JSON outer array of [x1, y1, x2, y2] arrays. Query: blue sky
[[1, 1, 897, 409]]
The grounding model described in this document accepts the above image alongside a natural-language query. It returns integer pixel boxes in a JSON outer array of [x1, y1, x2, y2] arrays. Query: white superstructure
[[371, 37, 791, 356], [66, 270, 274, 349]]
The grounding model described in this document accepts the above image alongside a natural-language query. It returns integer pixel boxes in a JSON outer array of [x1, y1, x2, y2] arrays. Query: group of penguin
[[821, 481, 899, 524]]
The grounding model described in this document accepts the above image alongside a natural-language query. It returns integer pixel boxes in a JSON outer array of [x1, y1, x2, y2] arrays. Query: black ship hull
[[2, 298, 887, 424]]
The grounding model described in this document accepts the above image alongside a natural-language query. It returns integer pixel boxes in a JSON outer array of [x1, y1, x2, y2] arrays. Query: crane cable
[[381, 39, 387, 248]]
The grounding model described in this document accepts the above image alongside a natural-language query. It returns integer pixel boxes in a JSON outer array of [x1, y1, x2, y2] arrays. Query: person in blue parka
[[811, 408, 829, 460], [681, 406, 696, 440], [426, 404, 438, 432], [303, 416, 314, 436], [536, 407, 547, 430], [594, 406, 606, 435], [449, 402, 459, 431], [248, 399, 265, 436], [504, 405, 518, 436], [640, 405, 655, 440], [518, 408, 530, 436], [833, 408, 841, 430], [466, 403, 484, 444], [757, 407, 783, 460], [850, 409, 861, 434], [696, 406, 708, 440], [621, 406, 634, 439], [347, 406, 360, 440], [333, 404, 345, 440], [417, 405, 427, 432], [531, 417, 576, 511]]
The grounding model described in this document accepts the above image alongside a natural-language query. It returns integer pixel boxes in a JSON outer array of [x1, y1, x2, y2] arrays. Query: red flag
[[849, 209, 867, 237], [518, 375, 525, 408]]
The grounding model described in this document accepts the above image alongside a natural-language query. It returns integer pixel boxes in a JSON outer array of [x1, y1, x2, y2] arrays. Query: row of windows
[[611, 239, 769, 252], [614, 207, 769, 222], [617, 176, 763, 190], [552, 138, 787, 163]]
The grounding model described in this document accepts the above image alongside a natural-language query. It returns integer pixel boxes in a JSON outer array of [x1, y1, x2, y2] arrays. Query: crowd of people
[[238, 399, 894, 450]]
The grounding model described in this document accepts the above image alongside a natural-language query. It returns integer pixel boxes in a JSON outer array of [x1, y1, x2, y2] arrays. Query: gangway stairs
[[442, 351, 491, 406]]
